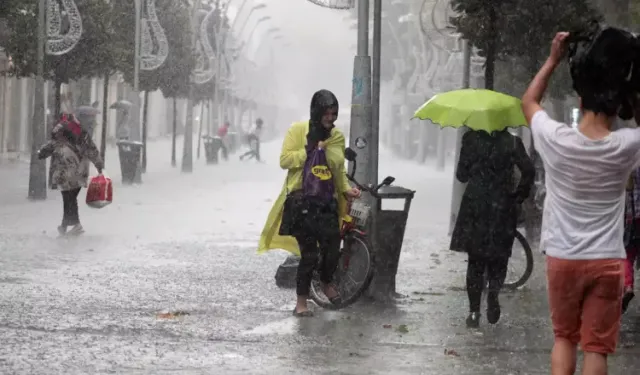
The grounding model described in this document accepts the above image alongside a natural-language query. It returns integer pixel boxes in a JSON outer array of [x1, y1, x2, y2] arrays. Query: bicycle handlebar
[[346, 174, 387, 198], [346, 148, 395, 197]]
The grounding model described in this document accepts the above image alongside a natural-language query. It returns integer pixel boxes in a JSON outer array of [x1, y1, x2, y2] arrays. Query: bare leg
[[551, 338, 577, 375], [582, 352, 607, 375]]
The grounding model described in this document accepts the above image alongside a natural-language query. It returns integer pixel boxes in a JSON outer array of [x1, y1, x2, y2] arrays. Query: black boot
[[466, 312, 480, 328], [487, 292, 501, 324]]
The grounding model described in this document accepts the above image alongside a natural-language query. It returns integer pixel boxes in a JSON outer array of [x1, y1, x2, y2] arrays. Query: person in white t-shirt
[[522, 32, 640, 375]]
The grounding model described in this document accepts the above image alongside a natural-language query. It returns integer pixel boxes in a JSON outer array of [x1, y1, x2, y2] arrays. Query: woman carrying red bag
[[38, 114, 104, 236]]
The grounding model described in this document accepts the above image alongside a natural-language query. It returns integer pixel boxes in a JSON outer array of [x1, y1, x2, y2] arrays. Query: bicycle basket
[[306, 0, 355, 9], [349, 200, 370, 227]]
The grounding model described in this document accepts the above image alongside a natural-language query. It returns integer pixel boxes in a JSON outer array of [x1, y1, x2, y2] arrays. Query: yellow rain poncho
[[258, 120, 351, 256]]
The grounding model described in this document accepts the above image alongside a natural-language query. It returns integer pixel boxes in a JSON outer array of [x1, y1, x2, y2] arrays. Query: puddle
[[222, 353, 245, 359], [0, 277, 28, 284], [241, 318, 298, 336]]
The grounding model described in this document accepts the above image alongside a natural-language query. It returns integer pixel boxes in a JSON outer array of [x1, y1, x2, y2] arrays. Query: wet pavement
[[1, 139, 639, 374]]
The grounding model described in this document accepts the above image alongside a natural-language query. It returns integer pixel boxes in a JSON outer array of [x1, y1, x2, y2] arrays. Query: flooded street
[[0, 140, 637, 374]]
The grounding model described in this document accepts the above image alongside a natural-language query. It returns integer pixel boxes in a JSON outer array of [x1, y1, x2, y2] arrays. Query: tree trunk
[[100, 73, 109, 163], [484, 7, 497, 90], [171, 97, 177, 167], [197, 103, 204, 159], [141, 91, 149, 173], [49, 78, 63, 189], [54, 78, 62, 119]]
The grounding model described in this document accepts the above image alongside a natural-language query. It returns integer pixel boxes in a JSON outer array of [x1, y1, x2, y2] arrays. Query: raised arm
[[279, 124, 306, 170], [522, 32, 569, 124]]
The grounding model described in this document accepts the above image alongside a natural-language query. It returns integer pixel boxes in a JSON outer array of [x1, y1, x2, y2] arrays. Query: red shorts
[[546, 256, 624, 354]]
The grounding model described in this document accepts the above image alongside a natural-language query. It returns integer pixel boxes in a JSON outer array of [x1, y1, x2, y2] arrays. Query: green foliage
[[452, 0, 602, 97], [111, 0, 194, 97], [631, 0, 640, 26], [112, 1, 231, 101], [3, 0, 119, 82]]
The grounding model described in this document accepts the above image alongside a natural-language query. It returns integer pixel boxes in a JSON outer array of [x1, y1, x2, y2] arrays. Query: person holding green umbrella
[[414, 85, 535, 328], [450, 128, 535, 328]]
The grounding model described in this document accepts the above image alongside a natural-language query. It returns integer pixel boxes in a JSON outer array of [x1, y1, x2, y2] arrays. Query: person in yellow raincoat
[[258, 90, 361, 317]]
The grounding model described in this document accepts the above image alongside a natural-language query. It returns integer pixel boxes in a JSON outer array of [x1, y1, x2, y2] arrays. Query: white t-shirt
[[531, 110, 640, 260]]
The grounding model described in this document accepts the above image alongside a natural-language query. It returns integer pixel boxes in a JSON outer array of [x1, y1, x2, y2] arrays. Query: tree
[[3, 0, 121, 117], [451, 0, 514, 89], [111, 0, 195, 169], [500, 0, 601, 99], [451, 0, 600, 93]]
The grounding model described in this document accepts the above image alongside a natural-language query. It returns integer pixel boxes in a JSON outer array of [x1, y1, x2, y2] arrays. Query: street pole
[[448, 40, 471, 235], [28, 0, 47, 200], [182, 2, 199, 173], [131, 0, 142, 142], [370, 0, 382, 283], [348, 0, 372, 186]]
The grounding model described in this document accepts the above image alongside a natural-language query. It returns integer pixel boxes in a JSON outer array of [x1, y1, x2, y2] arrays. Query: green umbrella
[[413, 89, 527, 133]]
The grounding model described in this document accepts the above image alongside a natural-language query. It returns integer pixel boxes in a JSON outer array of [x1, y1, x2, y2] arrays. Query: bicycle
[[483, 190, 537, 290], [502, 229, 534, 290], [309, 147, 395, 309], [495, 181, 545, 290]]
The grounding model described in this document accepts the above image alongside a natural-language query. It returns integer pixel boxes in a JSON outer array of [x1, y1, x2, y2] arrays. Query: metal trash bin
[[203, 136, 223, 164], [116, 140, 143, 185], [368, 185, 415, 299]]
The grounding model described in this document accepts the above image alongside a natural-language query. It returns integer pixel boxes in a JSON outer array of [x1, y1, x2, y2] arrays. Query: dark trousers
[[241, 135, 260, 161], [294, 205, 341, 296], [61, 188, 81, 227], [466, 253, 509, 312]]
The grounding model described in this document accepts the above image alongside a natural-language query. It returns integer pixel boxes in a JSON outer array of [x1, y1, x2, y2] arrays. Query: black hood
[[307, 89, 339, 147], [310, 89, 339, 122]]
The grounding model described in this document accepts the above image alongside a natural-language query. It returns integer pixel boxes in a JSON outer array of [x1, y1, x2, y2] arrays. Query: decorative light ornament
[[140, 0, 169, 71], [192, 8, 217, 84], [46, 0, 82, 56]]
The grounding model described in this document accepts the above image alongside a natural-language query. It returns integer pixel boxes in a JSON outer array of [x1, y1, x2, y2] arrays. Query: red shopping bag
[[86, 174, 113, 209]]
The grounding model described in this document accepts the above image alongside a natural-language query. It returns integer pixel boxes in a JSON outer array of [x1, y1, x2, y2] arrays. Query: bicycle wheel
[[503, 230, 534, 290], [310, 232, 374, 310]]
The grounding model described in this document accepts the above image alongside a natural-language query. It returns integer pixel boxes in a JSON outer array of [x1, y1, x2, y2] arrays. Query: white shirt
[[531, 110, 640, 260]]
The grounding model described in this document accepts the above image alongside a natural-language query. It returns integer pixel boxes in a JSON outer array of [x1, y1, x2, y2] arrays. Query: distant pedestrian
[[38, 114, 104, 236], [240, 118, 263, 162], [450, 129, 534, 328], [215, 121, 230, 160]]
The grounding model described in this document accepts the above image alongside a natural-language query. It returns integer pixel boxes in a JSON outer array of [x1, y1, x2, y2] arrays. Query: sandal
[[323, 284, 342, 305], [292, 308, 314, 317]]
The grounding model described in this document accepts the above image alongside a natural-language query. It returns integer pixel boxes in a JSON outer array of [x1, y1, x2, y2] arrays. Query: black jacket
[[450, 130, 535, 258]]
